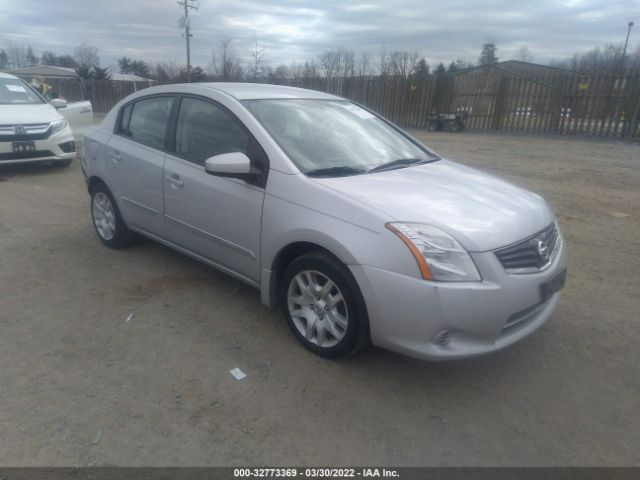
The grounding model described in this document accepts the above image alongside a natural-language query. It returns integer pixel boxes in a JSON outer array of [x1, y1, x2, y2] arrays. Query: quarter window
[[175, 97, 249, 164], [120, 96, 173, 150]]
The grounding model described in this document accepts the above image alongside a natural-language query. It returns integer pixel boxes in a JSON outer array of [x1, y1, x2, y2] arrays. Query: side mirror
[[50, 98, 67, 109], [204, 152, 252, 179]]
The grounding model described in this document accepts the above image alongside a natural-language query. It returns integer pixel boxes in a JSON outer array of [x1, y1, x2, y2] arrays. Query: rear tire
[[280, 252, 369, 358], [90, 183, 135, 249]]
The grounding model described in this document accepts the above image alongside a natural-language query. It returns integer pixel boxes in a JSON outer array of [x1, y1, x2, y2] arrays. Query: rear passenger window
[[175, 97, 249, 164], [120, 96, 173, 150]]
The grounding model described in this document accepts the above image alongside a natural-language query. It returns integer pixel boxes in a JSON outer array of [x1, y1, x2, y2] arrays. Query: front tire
[[280, 252, 369, 358], [90, 183, 135, 249]]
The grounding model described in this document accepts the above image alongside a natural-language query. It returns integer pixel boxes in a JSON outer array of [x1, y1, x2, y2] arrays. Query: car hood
[[0, 103, 60, 125], [312, 159, 554, 252]]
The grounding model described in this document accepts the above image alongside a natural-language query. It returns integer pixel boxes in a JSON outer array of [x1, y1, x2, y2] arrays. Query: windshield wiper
[[368, 158, 432, 173], [305, 166, 366, 177]]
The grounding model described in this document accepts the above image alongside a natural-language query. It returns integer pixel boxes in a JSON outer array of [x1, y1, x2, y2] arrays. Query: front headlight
[[50, 118, 67, 134], [386, 222, 481, 282]]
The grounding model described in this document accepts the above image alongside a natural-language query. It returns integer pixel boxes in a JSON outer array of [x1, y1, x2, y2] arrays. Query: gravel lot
[[0, 131, 638, 466]]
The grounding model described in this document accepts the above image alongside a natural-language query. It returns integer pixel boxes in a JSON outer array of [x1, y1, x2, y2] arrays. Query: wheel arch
[[264, 240, 353, 307], [87, 175, 107, 194]]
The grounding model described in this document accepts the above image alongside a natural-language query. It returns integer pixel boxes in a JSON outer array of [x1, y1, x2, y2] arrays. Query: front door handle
[[165, 173, 184, 188]]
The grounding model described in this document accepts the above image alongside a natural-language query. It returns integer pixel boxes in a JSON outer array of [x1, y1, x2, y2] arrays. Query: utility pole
[[621, 21, 634, 72], [177, 0, 198, 82]]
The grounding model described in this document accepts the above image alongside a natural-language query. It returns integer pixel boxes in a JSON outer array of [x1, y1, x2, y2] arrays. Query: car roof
[[0, 72, 19, 79], [194, 82, 341, 101]]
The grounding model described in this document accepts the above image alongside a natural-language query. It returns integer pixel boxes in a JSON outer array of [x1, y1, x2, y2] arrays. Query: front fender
[[259, 176, 422, 306]]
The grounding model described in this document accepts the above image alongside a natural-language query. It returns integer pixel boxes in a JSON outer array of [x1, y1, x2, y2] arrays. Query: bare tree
[[378, 45, 391, 76], [389, 50, 419, 77], [515, 46, 533, 62], [302, 60, 319, 78], [152, 61, 181, 83], [5, 42, 28, 69], [74, 43, 100, 69], [209, 38, 243, 81], [551, 44, 625, 72], [289, 61, 305, 80], [629, 44, 640, 70], [247, 34, 268, 81], [343, 49, 355, 77], [356, 52, 371, 76], [318, 48, 345, 78]]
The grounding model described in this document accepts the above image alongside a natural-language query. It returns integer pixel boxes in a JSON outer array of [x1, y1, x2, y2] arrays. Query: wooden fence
[[282, 70, 640, 138], [86, 79, 156, 113], [85, 69, 640, 138]]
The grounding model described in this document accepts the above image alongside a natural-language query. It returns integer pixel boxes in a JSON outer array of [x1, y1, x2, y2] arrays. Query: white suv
[[0, 72, 79, 167]]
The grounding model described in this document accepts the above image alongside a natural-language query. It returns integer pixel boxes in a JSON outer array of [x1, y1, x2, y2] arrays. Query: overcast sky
[[1, 0, 638, 70]]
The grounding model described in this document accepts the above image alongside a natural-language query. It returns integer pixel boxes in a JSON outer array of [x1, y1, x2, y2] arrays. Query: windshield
[[0, 78, 44, 105], [243, 99, 438, 175]]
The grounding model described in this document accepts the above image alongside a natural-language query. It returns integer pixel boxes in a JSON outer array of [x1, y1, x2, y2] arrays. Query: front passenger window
[[175, 97, 249, 164]]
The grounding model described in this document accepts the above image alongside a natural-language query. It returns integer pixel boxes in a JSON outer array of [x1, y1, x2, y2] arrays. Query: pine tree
[[0, 49, 9, 69], [479, 43, 498, 65], [26, 45, 38, 66]]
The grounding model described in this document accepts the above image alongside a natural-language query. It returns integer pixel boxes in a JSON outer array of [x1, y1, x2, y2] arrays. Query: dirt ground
[[0, 131, 638, 466]]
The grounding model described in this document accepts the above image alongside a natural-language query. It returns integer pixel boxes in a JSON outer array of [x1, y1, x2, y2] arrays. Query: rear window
[[0, 78, 44, 105], [119, 96, 173, 150]]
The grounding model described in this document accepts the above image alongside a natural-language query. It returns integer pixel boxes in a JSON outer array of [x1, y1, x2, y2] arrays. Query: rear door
[[163, 95, 268, 283], [106, 95, 174, 236]]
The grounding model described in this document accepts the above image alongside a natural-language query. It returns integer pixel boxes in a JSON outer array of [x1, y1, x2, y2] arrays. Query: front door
[[163, 96, 267, 283]]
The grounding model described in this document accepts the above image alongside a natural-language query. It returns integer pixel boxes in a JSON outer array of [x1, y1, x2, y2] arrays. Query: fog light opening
[[59, 141, 76, 154], [434, 329, 452, 346]]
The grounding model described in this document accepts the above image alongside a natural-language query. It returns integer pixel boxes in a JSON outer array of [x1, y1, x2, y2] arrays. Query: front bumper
[[0, 126, 76, 165], [350, 234, 567, 360]]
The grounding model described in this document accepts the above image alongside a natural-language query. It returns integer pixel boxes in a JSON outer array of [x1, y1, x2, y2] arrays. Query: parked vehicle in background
[[82, 83, 567, 361], [0, 72, 77, 167], [427, 110, 467, 132], [5, 65, 94, 140]]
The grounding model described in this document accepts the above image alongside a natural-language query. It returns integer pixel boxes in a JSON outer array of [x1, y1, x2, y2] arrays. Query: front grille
[[0, 123, 52, 141], [0, 150, 55, 161], [495, 222, 559, 272]]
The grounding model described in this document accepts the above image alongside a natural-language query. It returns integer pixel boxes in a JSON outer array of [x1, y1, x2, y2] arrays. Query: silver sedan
[[81, 83, 567, 360]]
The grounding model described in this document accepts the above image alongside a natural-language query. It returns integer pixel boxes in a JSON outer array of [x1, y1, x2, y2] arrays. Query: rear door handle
[[109, 150, 122, 163], [165, 173, 184, 188]]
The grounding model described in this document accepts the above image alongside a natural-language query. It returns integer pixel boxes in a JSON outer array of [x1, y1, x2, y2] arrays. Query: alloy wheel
[[92, 191, 116, 241], [287, 270, 349, 348]]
